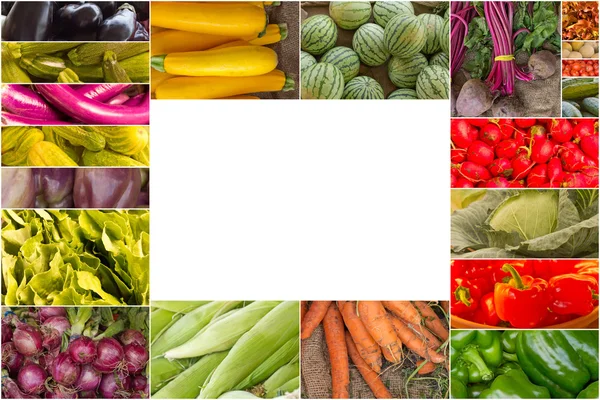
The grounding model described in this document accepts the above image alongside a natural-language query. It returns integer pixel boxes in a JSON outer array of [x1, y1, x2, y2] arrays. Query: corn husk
[[264, 363, 299, 398]]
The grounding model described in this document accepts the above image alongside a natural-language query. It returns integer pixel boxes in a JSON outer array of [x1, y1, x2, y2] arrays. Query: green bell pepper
[[479, 369, 551, 399], [496, 362, 521, 375], [501, 331, 519, 354], [476, 330, 503, 369], [577, 381, 599, 399], [451, 330, 501, 383], [468, 382, 490, 399], [560, 330, 599, 380], [452, 362, 470, 385], [451, 381, 469, 399], [517, 331, 591, 398]]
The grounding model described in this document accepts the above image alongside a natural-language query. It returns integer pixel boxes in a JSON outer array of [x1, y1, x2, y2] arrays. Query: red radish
[[561, 146, 586, 172], [68, 336, 97, 364], [580, 135, 598, 160], [573, 119, 597, 141], [550, 119, 573, 142], [479, 123, 502, 146], [466, 119, 488, 127], [528, 125, 547, 143], [562, 173, 588, 188], [51, 352, 81, 386], [514, 119, 536, 128], [495, 140, 519, 159], [451, 148, 467, 163], [496, 119, 517, 140], [451, 174, 458, 187], [13, 322, 43, 357], [2, 342, 24, 373], [508, 180, 525, 188], [92, 338, 124, 373], [451, 119, 477, 148], [489, 158, 513, 177], [17, 363, 47, 394], [486, 177, 510, 187], [460, 162, 492, 181], [513, 129, 527, 147], [531, 138, 554, 164], [467, 140, 495, 166], [511, 153, 534, 179], [527, 164, 549, 187], [455, 178, 475, 188], [547, 158, 564, 184]]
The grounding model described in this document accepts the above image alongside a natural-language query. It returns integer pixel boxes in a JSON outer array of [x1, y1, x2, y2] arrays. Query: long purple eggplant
[[1, 112, 69, 126], [76, 83, 132, 102], [1, 84, 62, 120]]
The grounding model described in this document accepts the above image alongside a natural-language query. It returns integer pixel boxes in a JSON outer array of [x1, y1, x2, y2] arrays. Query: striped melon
[[416, 65, 449, 99], [383, 14, 426, 57], [373, 1, 414, 27], [301, 14, 338, 56], [440, 18, 450, 55], [342, 76, 384, 99], [329, 1, 372, 30], [417, 14, 444, 55], [429, 52, 449, 70], [301, 63, 345, 99], [301, 51, 317, 72], [320, 46, 360, 83], [388, 88, 417, 99], [388, 53, 428, 89], [352, 23, 390, 67]]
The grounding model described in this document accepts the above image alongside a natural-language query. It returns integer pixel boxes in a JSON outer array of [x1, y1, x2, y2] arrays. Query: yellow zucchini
[[151, 30, 233, 56], [151, 70, 175, 94], [247, 23, 287, 45], [152, 46, 278, 77], [220, 95, 261, 99], [155, 70, 295, 99], [209, 41, 254, 51], [151, 26, 169, 34], [151, 2, 268, 37]]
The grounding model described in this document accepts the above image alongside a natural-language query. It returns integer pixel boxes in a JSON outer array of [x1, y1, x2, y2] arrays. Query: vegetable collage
[[150, 301, 300, 399], [301, 1, 450, 100], [301, 301, 449, 398], [451, 330, 599, 399], [1, 306, 149, 399], [150, 1, 299, 99]]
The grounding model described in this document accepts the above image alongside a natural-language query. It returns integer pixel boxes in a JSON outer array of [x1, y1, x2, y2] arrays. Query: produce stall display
[[150, 1, 299, 99], [1, 209, 149, 305], [451, 189, 599, 259], [1, 42, 149, 83], [1, 306, 149, 399], [150, 301, 299, 399], [301, 301, 448, 399], [450, 118, 599, 188], [1, 1, 149, 41], [450, 260, 599, 328], [450, 330, 599, 399], [301, 1, 450, 100]]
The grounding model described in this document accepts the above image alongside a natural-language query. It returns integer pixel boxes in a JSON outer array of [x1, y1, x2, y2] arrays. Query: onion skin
[[92, 338, 124, 373], [38, 307, 67, 323], [123, 344, 148, 374], [2, 342, 24, 373], [17, 363, 47, 395], [75, 364, 102, 392], [2, 319, 13, 343], [76, 84, 133, 102], [68, 336, 97, 364], [51, 352, 81, 387], [119, 330, 146, 347], [13, 323, 43, 357], [1, 84, 62, 120]]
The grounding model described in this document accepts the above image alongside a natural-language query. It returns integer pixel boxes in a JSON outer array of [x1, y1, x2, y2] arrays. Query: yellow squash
[[220, 95, 261, 99], [151, 2, 268, 37], [155, 70, 295, 99], [151, 69, 175, 94], [153, 46, 278, 77], [246, 24, 287, 45]]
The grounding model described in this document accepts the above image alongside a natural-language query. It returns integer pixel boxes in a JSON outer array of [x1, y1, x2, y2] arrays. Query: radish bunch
[[451, 118, 599, 188]]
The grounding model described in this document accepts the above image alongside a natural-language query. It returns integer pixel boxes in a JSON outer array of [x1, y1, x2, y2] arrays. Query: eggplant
[[97, 3, 136, 41], [129, 21, 148, 41], [92, 1, 116, 19], [1, 2, 14, 16], [2, 1, 54, 41], [57, 3, 103, 34]]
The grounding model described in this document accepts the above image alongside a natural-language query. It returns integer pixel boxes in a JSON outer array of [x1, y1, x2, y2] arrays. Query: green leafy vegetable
[[463, 17, 493, 79], [513, 1, 561, 54]]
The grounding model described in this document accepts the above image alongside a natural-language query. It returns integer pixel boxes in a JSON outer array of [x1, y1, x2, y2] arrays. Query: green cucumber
[[562, 78, 599, 100], [581, 97, 599, 116], [562, 101, 583, 117]]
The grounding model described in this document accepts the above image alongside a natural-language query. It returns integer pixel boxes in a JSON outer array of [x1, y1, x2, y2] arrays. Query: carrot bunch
[[301, 301, 449, 399]]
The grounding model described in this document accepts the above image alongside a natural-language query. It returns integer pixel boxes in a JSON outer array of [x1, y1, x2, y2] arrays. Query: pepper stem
[[462, 346, 494, 381], [454, 286, 472, 307], [501, 264, 527, 290]]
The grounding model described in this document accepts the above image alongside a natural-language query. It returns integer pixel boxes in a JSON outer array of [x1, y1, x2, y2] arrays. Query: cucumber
[[581, 97, 599, 116], [562, 101, 583, 117], [565, 100, 581, 110], [52, 126, 106, 152], [562, 78, 599, 100]]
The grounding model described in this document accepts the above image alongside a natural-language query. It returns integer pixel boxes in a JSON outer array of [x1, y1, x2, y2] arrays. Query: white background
[[151, 100, 450, 301]]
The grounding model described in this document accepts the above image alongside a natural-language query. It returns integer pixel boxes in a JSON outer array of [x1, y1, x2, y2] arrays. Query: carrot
[[357, 302, 403, 364], [440, 301, 449, 316], [407, 322, 442, 350], [382, 301, 421, 326], [416, 359, 437, 375], [301, 301, 308, 323], [413, 301, 448, 341], [389, 317, 445, 364], [345, 331, 392, 399], [301, 301, 332, 339], [323, 304, 350, 399], [339, 301, 382, 373]]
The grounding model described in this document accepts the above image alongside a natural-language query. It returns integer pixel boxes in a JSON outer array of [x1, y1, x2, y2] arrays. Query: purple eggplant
[[93, 1, 116, 19], [129, 21, 148, 41], [2, 1, 54, 41], [97, 3, 136, 41], [73, 168, 142, 208], [2, 169, 35, 208], [57, 2, 104, 37], [33, 169, 75, 208]]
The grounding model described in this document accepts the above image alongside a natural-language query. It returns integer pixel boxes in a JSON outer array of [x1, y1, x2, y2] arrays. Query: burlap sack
[[258, 2, 300, 99], [301, 1, 445, 97], [301, 325, 448, 399]]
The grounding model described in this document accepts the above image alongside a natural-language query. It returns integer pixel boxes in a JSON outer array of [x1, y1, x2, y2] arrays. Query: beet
[[456, 79, 493, 117], [527, 50, 557, 79], [491, 96, 524, 118]]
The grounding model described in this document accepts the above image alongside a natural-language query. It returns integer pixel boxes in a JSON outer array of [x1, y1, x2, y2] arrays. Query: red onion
[[17, 363, 48, 394], [118, 330, 146, 347], [42, 317, 71, 351], [13, 322, 43, 356], [44, 385, 78, 398], [92, 338, 124, 373], [123, 344, 148, 374], [68, 337, 97, 364], [99, 371, 131, 399], [51, 353, 81, 387], [39, 349, 58, 371], [79, 390, 97, 398], [1, 375, 40, 399], [75, 364, 102, 392], [38, 308, 67, 323], [2, 318, 13, 343], [2, 342, 25, 373], [131, 375, 148, 397]]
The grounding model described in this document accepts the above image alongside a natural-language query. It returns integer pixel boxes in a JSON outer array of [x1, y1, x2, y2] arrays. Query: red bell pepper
[[548, 274, 599, 316], [472, 292, 501, 326], [542, 311, 579, 326], [451, 277, 483, 316], [494, 263, 550, 328], [492, 261, 533, 283]]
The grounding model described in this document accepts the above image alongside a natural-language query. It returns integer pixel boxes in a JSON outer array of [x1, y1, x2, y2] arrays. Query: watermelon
[[388, 88, 418, 99], [352, 23, 390, 67], [440, 18, 450, 55], [383, 14, 426, 57], [320, 46, 360, 83], [301, 14, 338, 56], [301, 51, 317, 72], [388, 53, 428, 89], [329, 1, 372, 30], [429, 52, 449, 70], [342, 76, 384, 99], [416, 65, 449, 99], [301, 63, 345, 99], [417, 14, 445, 55], [373, 1, 414, 27]]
